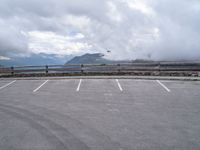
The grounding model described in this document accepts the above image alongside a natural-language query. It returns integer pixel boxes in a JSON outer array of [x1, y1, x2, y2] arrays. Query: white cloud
[[28, 31, 92, 55], [107, 1, 122, 22], [126, 0, 155, 16], [0, 56, 10, 60]]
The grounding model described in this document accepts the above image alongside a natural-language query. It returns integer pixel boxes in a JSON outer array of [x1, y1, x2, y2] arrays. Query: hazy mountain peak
[[66, 53, 112, 64]]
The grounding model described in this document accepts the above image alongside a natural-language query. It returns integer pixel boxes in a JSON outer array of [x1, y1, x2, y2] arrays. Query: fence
[[1, 62, 200, 76]]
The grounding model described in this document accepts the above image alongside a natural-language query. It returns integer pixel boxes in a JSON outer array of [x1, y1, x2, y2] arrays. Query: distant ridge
[[0, 53, 73, 67], [65, 53, 160, 65], [66, 53, 113, 64], [66, 53, 200, 65]]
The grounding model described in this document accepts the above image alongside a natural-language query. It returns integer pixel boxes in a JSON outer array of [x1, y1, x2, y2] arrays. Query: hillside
[[66, 53, 114, 64]]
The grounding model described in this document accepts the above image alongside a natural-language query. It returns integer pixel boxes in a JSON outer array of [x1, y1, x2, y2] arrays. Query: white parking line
[[0, 80, 16, 90], [33, 80, 49, 93], [156, 80, 171, 92], [76, 79, 82, 92], [116, 79, 123, 91]]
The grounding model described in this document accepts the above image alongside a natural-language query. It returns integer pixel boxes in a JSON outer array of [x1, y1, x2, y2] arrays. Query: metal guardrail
[[1, 63, 200, 76]]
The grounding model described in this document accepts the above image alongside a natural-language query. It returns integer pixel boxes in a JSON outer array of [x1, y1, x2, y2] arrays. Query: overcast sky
[[0, 0, 200, 61]]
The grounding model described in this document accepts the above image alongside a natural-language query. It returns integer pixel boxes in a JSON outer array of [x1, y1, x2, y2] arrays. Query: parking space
[[0, 78, 200, 150], [0, 80, 43, 94], [0, 80, 16, 90], [120, 79, 169, 94], [33, 79, 78, 94], [0, 80, 14, 87], [162, 80, 200, 94], [78, 79, 121, 93]]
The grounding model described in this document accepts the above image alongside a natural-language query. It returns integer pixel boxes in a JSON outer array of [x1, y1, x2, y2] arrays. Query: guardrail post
[[46, 65, 48, 74], [158, 63, 161, 72], [81, 64, 84, 73], [11, 66, 14, 75], [117, 64, 121, 72]]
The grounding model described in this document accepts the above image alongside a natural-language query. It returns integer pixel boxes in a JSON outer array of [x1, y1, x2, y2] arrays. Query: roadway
[[0, 77, 200, 150]]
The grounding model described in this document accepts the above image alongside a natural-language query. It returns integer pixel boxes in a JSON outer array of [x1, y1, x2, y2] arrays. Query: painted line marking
[[76, 79, 82, 92], [116, 79, 123, 92], [156, 80, 171, 92], [33, 80, 49, 93], [0, 80, 16, 90]]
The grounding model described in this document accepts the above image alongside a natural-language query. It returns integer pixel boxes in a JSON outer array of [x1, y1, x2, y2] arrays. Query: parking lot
[[0, 78, 200, 150]]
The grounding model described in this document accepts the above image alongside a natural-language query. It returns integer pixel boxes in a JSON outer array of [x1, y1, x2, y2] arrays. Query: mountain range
[[1, 52, 155, 67], [0, 53, 73, 67]]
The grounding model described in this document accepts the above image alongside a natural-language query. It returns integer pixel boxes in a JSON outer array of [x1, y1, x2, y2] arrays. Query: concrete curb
[[0, 76, 200, 81]]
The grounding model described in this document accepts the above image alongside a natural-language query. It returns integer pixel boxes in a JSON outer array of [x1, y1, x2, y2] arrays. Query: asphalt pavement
[[0, 78, 200, 150]]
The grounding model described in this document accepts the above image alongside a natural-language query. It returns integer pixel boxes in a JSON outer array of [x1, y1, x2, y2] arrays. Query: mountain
[[0, 53, 73, 67], [66, 53, 114, 64]]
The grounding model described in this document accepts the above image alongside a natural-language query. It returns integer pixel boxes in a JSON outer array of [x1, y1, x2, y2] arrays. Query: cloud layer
[[0, 0, 200, 61]]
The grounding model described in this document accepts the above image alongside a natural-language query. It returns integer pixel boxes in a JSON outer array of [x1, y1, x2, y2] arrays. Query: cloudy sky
[[0, 0, 200, 61]]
